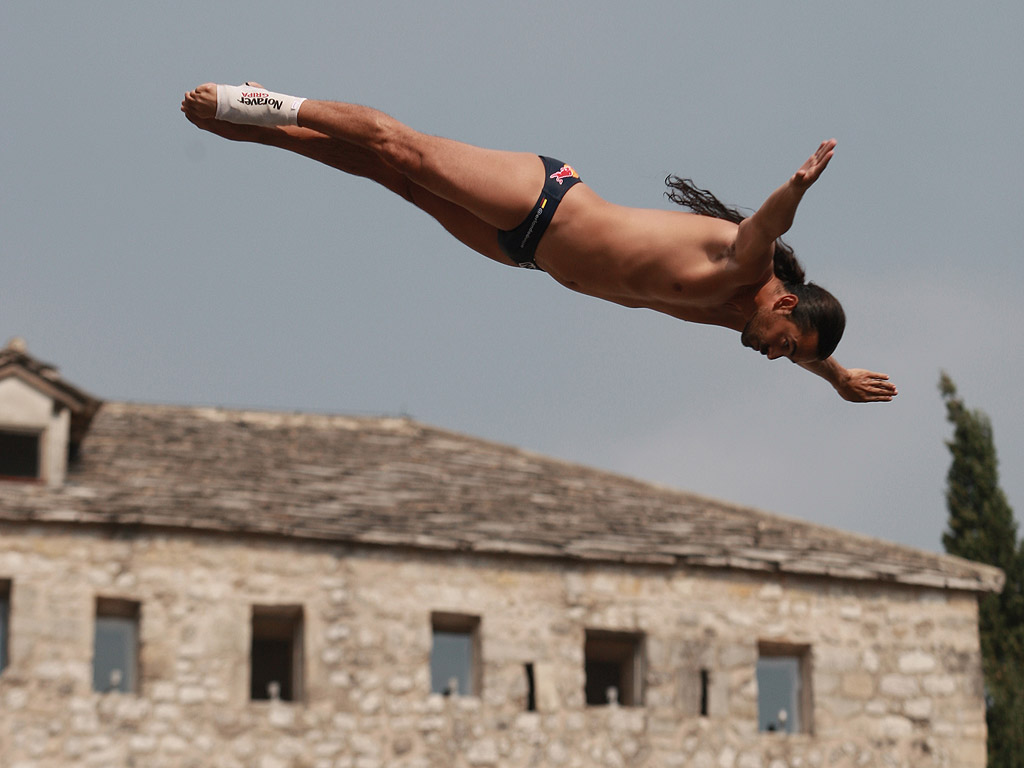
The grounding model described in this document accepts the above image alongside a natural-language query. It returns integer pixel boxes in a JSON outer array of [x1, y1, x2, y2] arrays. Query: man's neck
[[750, 276, 787, 313]]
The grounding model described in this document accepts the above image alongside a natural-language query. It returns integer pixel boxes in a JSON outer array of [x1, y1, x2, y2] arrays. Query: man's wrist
[[833, 366, 852, 390], [810, 357, 846, 387], [788, 174, 811, 193]]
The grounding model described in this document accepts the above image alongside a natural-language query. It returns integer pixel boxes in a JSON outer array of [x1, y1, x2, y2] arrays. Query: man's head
[[661, 177, 847, 361], [741, 282, 845, 363]]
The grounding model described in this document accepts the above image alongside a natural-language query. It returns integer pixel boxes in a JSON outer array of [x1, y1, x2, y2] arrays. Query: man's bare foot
[[180, 82, 276, 142], [179, 81, 268, 121], [180, 82, 219, 121]]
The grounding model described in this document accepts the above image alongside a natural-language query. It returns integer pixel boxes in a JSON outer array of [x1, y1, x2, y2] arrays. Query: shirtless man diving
[[181, 82, 897, 403]]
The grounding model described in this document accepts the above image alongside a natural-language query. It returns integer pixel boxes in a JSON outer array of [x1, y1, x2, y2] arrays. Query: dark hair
[[787, 282, 845, 360], [665, 175, 844, 360]]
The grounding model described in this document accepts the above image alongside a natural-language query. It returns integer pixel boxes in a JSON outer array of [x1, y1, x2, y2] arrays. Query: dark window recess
[[584, 630, 644, 706], [0, 432, 40, 479], [251, 606, 303, 702]]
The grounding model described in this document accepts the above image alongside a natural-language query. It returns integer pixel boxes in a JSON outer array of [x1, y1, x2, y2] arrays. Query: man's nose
[[766, 347, 783, 360]]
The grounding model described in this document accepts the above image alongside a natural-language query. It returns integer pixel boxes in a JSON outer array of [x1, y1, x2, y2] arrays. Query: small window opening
[[0, 430, 41, 480], [585, 629, 644, 707], [757, 642, 813, 734], [251, 605, 304, 702], [93, 598, 140, 693], [430, 612, 480, 697]]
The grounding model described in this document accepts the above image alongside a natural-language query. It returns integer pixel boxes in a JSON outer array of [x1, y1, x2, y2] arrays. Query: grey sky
[[4, 1, 1022, 553]]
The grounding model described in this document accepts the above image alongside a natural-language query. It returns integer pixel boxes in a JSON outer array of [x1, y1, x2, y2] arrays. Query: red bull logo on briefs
[[549, 164, 579, 185]]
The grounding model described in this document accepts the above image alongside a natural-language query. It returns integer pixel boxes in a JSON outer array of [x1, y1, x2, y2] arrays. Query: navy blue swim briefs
[[496, 156, 582, 270]]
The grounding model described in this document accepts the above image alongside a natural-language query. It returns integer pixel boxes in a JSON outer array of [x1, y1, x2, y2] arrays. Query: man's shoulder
[[731, 218, 777, 274]]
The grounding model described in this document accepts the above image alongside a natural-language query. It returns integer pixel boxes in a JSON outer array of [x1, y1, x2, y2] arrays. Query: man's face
[[740, 307, 819, 364]]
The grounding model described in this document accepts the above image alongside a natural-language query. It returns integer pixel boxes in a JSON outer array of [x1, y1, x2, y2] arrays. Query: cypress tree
[[939, 372, 1024, 767]]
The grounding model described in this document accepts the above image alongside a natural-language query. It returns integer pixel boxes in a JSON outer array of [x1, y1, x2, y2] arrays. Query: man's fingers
[[862, 391, 895, 403]]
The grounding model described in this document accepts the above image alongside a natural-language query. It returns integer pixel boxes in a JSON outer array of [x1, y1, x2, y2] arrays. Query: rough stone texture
[[0, 528, 988, 767]]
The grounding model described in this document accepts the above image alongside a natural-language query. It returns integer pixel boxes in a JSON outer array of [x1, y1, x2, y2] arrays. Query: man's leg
[[184, 84, 546, 231], [296, 100, 544, 231], [181, 104, 515, 265]]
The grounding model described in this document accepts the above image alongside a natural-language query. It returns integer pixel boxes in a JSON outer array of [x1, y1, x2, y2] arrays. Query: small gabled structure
[[0, 338, 101, 486]]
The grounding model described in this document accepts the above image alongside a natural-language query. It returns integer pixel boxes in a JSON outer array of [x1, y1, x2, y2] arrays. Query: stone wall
[[0, 525, 986, 768]]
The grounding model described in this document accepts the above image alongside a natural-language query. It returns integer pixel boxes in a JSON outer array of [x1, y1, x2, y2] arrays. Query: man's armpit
[[710, 242, 735, 264]]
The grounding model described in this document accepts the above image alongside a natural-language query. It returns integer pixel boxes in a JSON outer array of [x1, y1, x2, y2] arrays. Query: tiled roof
[[0, 401, 1004, 594]]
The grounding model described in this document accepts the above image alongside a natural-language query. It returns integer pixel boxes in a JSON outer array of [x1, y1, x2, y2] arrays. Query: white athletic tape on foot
[[215, 84, 306, 126]]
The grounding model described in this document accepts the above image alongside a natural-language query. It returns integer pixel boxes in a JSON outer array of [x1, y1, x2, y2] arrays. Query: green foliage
[[939, 373, 1024, 767]]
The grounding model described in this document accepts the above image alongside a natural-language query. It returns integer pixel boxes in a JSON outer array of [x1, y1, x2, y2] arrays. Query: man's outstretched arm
[[734, 139, 836, 262], [799, 357, 898, 403]]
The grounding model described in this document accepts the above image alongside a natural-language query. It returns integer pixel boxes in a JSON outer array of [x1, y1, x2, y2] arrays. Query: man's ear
[[773, 293, 799, 314]]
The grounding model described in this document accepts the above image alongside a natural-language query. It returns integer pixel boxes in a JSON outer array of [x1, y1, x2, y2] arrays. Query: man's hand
[[835, 368, 898, 403], [792, 139, 836, 190], [799, 358, 898, 403], [738, 139, 837, 255]]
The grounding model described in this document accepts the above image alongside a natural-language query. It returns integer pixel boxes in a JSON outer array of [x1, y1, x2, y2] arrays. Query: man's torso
[[534, 185, 770, 331]]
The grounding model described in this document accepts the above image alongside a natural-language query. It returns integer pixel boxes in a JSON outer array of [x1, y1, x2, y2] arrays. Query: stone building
[[0, 341, 1004, 768]]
